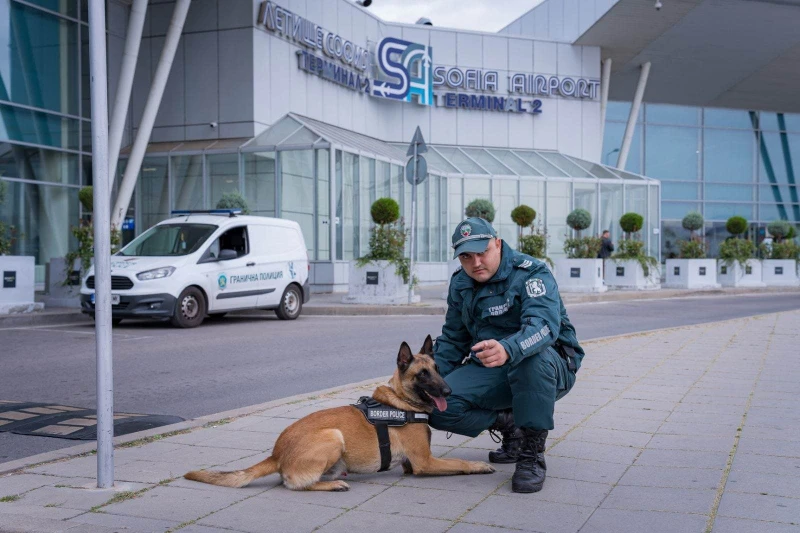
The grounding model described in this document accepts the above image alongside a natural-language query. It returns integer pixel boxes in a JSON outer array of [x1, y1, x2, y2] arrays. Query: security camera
[[654, 0, 662, 10], [356, 0, 372, 7], [209, 122, 218, 128], [416, 17, 433, 25]]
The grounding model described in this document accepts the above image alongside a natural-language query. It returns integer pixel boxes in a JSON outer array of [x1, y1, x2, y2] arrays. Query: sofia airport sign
[[258, 1, 599, 116]]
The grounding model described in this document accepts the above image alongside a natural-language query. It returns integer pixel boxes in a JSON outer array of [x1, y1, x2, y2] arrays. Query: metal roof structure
[[121, 113, 656, 183]]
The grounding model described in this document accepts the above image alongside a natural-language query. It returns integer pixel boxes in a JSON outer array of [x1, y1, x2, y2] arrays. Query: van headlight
[[136, 267, 176, 281]]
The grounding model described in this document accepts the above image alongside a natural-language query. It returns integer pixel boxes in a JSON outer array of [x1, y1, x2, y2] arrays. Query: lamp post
[[605, 148, 619, 166]]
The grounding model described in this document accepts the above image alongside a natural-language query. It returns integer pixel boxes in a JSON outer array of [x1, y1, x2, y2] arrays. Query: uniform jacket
[[434, 241, 585, 378]]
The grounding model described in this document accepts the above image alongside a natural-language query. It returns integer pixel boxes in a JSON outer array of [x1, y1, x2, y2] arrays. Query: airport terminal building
[[1, 0, 797, 291]]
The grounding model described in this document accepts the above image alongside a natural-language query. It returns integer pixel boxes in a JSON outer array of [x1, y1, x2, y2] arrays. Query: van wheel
[[171, 287, 206, 328], [275, 285, 302, 320]]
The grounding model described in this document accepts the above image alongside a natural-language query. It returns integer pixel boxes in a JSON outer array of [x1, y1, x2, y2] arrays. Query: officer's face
[[458, 238, 502, 283]]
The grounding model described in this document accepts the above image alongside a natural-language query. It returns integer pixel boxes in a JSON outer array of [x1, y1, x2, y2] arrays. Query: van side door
[[200, 225, 261, 311]]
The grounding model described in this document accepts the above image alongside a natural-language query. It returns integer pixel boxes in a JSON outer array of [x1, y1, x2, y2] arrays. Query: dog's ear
[[397, 342, 414, 373], [420, 335, 434, 356]]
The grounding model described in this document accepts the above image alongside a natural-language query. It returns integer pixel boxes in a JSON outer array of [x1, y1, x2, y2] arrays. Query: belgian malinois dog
[[184, 335, 495, 491]]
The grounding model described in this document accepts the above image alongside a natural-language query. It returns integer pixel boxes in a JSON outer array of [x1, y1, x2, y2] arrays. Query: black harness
[[352, 396, 430, 472]]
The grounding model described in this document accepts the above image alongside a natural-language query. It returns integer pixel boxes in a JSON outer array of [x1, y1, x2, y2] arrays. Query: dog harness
[[353, 396, 429, 472]]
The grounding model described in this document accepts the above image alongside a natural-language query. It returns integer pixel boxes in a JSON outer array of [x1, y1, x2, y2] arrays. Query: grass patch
[[202, 418, 232, 428], [90, 487, 149, 512], [0, 495, 21, 503], [118, 429, 191, 448]]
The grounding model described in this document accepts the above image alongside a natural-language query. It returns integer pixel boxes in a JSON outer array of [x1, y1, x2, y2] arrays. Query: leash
[[352, 396, 429, 472]]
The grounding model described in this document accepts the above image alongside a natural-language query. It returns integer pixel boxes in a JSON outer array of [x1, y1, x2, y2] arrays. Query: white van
[[80, 210, 310, 328]]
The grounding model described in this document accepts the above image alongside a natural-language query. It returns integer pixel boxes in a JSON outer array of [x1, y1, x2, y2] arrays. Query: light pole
[[605, 148, 619, 166]]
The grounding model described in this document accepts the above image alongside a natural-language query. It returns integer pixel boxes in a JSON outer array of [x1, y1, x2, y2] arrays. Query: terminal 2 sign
[[258, 1, 599, 116]]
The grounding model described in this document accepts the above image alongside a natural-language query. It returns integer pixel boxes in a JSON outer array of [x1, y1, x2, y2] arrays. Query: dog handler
[[430, 217, 585, 493]]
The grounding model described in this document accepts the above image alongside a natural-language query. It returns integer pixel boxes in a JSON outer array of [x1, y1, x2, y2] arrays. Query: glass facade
[[0, 1, 87, 286], [604, 101, 800, 260]]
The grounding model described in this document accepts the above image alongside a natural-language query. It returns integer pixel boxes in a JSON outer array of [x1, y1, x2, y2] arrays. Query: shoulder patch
[[451, 266, 463, 277], [525, 277, 547, 298]]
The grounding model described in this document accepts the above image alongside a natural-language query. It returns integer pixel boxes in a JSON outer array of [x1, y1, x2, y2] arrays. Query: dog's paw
[[470, 461, 496, 474], [331, 480, 350, 491]]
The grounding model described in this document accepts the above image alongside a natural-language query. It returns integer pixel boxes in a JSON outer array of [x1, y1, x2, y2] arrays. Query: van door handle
[[246, 262, 256, 267]]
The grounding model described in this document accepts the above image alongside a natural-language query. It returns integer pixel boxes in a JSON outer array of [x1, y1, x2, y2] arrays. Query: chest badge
[[525, 278, 546, 298]]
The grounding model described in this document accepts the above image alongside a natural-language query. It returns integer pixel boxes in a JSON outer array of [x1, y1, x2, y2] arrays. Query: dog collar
[[353, 396, 429, 472]]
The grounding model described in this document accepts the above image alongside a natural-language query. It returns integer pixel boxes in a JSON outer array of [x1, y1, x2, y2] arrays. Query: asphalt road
[[1, 292, 799, 463]]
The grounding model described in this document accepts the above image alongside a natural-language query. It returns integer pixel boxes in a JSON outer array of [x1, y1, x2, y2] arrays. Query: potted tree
[[216, 191, 251, 214], [0, 180, 40, 314], [50, 187, 122, 308], [718, 216, 764, 287], [606, 212, 660, 290], [344, 198, 417, 304], [759, 220, 800, 287], [555, 208, 605, 292], [511, 205, 553, 273], [664, 212, 720, 289]]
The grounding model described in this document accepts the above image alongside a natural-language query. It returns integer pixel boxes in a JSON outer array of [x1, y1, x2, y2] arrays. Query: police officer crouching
[[430, 217, 584, 493]]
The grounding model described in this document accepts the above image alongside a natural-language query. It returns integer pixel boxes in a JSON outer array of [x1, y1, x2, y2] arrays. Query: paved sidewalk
[[1, 310, 799, 532]]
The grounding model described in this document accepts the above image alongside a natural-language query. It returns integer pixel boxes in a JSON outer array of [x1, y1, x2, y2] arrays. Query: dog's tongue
[[431, 396, 448, 412]]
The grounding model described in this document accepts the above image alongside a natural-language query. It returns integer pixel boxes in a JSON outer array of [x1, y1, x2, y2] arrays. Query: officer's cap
[[452, 217, 497, 258]]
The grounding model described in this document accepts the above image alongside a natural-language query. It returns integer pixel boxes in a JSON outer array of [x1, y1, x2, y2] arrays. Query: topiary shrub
[[79, 186, 93, 213], [216, 191, 251, 214], [619, 212, 644, 238], [682, 212, 704, 234], [0, 181, 21, 255], [371, 198, 400, 225], [465, 198, 495, 223], [726, 216, 748, 236], [679, 211, 706, 258], [767, 220, 792, 243], [613, 212, 656, 276], [511, 205, 536, 230], [566, 209, 592, 238], [357, 199, 411, 284]]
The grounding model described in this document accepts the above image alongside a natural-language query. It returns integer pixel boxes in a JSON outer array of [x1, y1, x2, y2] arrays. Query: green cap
[[452, 217, 497, 258]]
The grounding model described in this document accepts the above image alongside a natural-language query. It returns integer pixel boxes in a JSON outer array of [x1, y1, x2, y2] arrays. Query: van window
[[205, 226, 249, 260], [118, 224, 217, 257]]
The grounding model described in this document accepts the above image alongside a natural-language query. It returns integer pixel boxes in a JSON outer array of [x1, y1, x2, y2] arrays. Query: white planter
[[343, 260, 420, 304], [761, 259, 800, 287], [663, 259, 720, 290], [604, 259, 661, 290], [0, 255, 44, 314], [553, 258, 606, 293], [42, 257, 83, 308], [718, 260, 766, 287]]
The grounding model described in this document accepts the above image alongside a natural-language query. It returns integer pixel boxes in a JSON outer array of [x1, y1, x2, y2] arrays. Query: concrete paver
[[1, 309, 799, 532]]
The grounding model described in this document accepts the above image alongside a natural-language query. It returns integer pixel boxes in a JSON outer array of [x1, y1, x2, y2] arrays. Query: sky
[[366, 0, 544, 33]]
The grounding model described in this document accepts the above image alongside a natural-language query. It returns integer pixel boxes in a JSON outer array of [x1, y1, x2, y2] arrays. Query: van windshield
[[117, 224, 217, 257]]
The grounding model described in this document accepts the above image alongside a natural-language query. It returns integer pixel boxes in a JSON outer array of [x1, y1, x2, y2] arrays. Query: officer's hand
[[472, 339, 509, 368]]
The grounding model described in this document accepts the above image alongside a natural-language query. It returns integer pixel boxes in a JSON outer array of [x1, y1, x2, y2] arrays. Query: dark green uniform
[[430, 241, 584, 437]]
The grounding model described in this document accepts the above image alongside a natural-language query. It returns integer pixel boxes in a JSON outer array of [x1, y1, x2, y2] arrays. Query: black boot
[[511, 428, 548, 493], [488, 410, 523, 464]]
